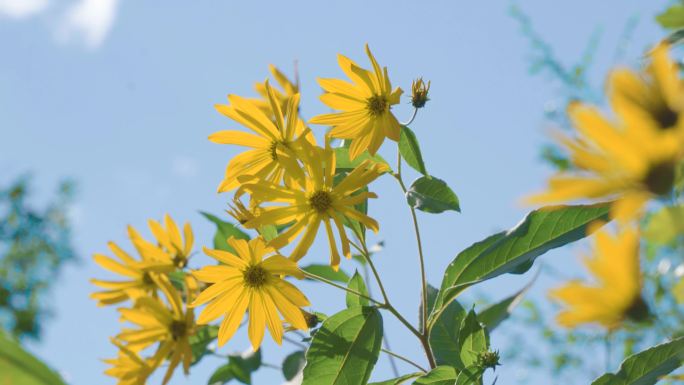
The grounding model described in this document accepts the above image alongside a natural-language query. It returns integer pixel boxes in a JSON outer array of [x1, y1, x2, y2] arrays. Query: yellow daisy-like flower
[[528, 44, 684, 222], [527, 100, 682, 221], [91, 226, 165, 306], [117, 276, 196, 385], [610, 43, 684, 133], [240, 144, 387, 268], [103, 339, 157, 385], [211, 80, 314, 193], [135, 214, 194, 270], [252, 65, 299, 116], [549, 225, 647, 330], [191, 237, 310, 350], [310, 44, 403, 160]]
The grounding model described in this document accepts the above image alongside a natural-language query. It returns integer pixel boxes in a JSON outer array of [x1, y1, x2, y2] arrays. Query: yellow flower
[[310, 44, 403, 160], [117, 276, 196, 385], [252, 65, 299, 116], [549, 225, 646, 330], [527, 99, 682, 221], [91, 216, 194, 306], [103, 339, 157, 385], [411, 77, 431, 108], [240, 144, 386, 268], [91, 226, 165, 306], [211, 80, 314, 192], [610, 43, 684, 133], [191, 237, 310, 350], [226, 197, 260, 225]]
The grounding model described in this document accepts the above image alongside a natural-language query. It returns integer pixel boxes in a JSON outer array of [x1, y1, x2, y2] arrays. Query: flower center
[[644, 161, 675, 196], [173, 254, 187, 269], [142, 272, 154, 286], [243, 265, 268, 288], [308, 190, 333, 213], [170, 320, 187, 340], [366, 94, 388, 116], [654, 105, 678, 130], [269, 140, 290, 161], [625, 295, 649, 322]]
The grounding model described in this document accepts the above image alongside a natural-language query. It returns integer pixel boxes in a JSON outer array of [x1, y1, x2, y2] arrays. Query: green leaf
[[657, 4, 684, 29], [430, 203, 610, 326], [454, 366, 483, 385], [399, 126, 428, 175], [208, 350, 262, 385], [368, 372, 422, 385], [425, 285, 468, 367], [458, 310, 489, 368], [334, 147, 391, 172], [347, 271, 370, 307], [413, 365, 458, 385], [259, 224, 279, 242], [591, 337, 684, 385], [406, 176, 460, 214], [190, 325, 219, 365], [302, 264, 351, 283], [201, 211, 250, 253], [302, 306, 383, 385], [168, 270, 187, 291], [0, 332, 67, 385], [643, 205, 684, 246], [283, 351, 306, 381], [478, 280, 532, 332]]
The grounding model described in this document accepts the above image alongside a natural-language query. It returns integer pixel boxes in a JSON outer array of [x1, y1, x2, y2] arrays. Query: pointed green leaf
[[201, 211, 250, 253], [0, 332, 67, 385], [369, 372, 422, 385], [424, 285, 468, 366], [302, 264, 351, 283], [189, 325, 219, 365], [458, 310, 489, 368], [399, 126, 428, 175], [591, 337, 684, 385], [430, 203, 610, 326], [413, 365, 458, 385], [478, 281, 532, 332], [347, 271, 370, 307], [406, 176, 460, 214], [302, 306, 383, 385], [283, 351, 306, 381], [657, 4, 684, 29]]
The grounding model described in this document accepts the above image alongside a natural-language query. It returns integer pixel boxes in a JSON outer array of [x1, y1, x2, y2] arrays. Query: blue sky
[[0, 1, 668, 384]]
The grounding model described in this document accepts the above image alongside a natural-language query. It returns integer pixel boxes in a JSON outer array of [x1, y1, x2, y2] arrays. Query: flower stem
[[301, 270, 383, 306], [381, 348, 428, 373]]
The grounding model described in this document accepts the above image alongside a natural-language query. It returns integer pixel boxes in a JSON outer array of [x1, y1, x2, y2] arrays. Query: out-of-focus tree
[[0, 176, 76, 339]]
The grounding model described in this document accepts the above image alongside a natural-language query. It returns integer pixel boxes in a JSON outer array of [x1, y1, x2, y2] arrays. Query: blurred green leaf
[[334, 147, 391, 172], [190, 325, 219, 366], [282, 351, 306, 381], [643, 205, 684, 246], [657, 4, 684, 29], [302, 264, 351, 283], [0, 331, 67, 385], [399, 126, 428, 175], [406, 176, 460, 214], [200, 212, 250, 253]]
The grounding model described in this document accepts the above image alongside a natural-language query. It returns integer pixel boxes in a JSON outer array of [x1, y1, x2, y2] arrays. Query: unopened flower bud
[[411, 78, 430, 108]]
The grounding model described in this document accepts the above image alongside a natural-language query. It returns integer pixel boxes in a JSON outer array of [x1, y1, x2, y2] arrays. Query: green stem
[[302, 270, 383, 306], [381, 348, 428, 373]]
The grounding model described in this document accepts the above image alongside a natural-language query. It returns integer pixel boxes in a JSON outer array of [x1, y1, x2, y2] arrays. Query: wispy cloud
[[56, 0, 120, 49], [0, 0, 50, 19]]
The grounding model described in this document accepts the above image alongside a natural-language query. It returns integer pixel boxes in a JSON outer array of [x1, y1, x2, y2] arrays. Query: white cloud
[[56, 0, 120, 49], [0, 0, 50, 19]]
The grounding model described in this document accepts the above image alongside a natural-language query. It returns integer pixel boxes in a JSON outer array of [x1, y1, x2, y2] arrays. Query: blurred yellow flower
[[103, 339, 157, 385], [549, 225, 646, 330], [212, 80, 314, 192], [191, 237, 309, 350], [240, 144, 386, 268], [610, 43, 684, 133], [117, 276, 196, 385], [310, 44, 403, 160], [139, 214, 194, 269]]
